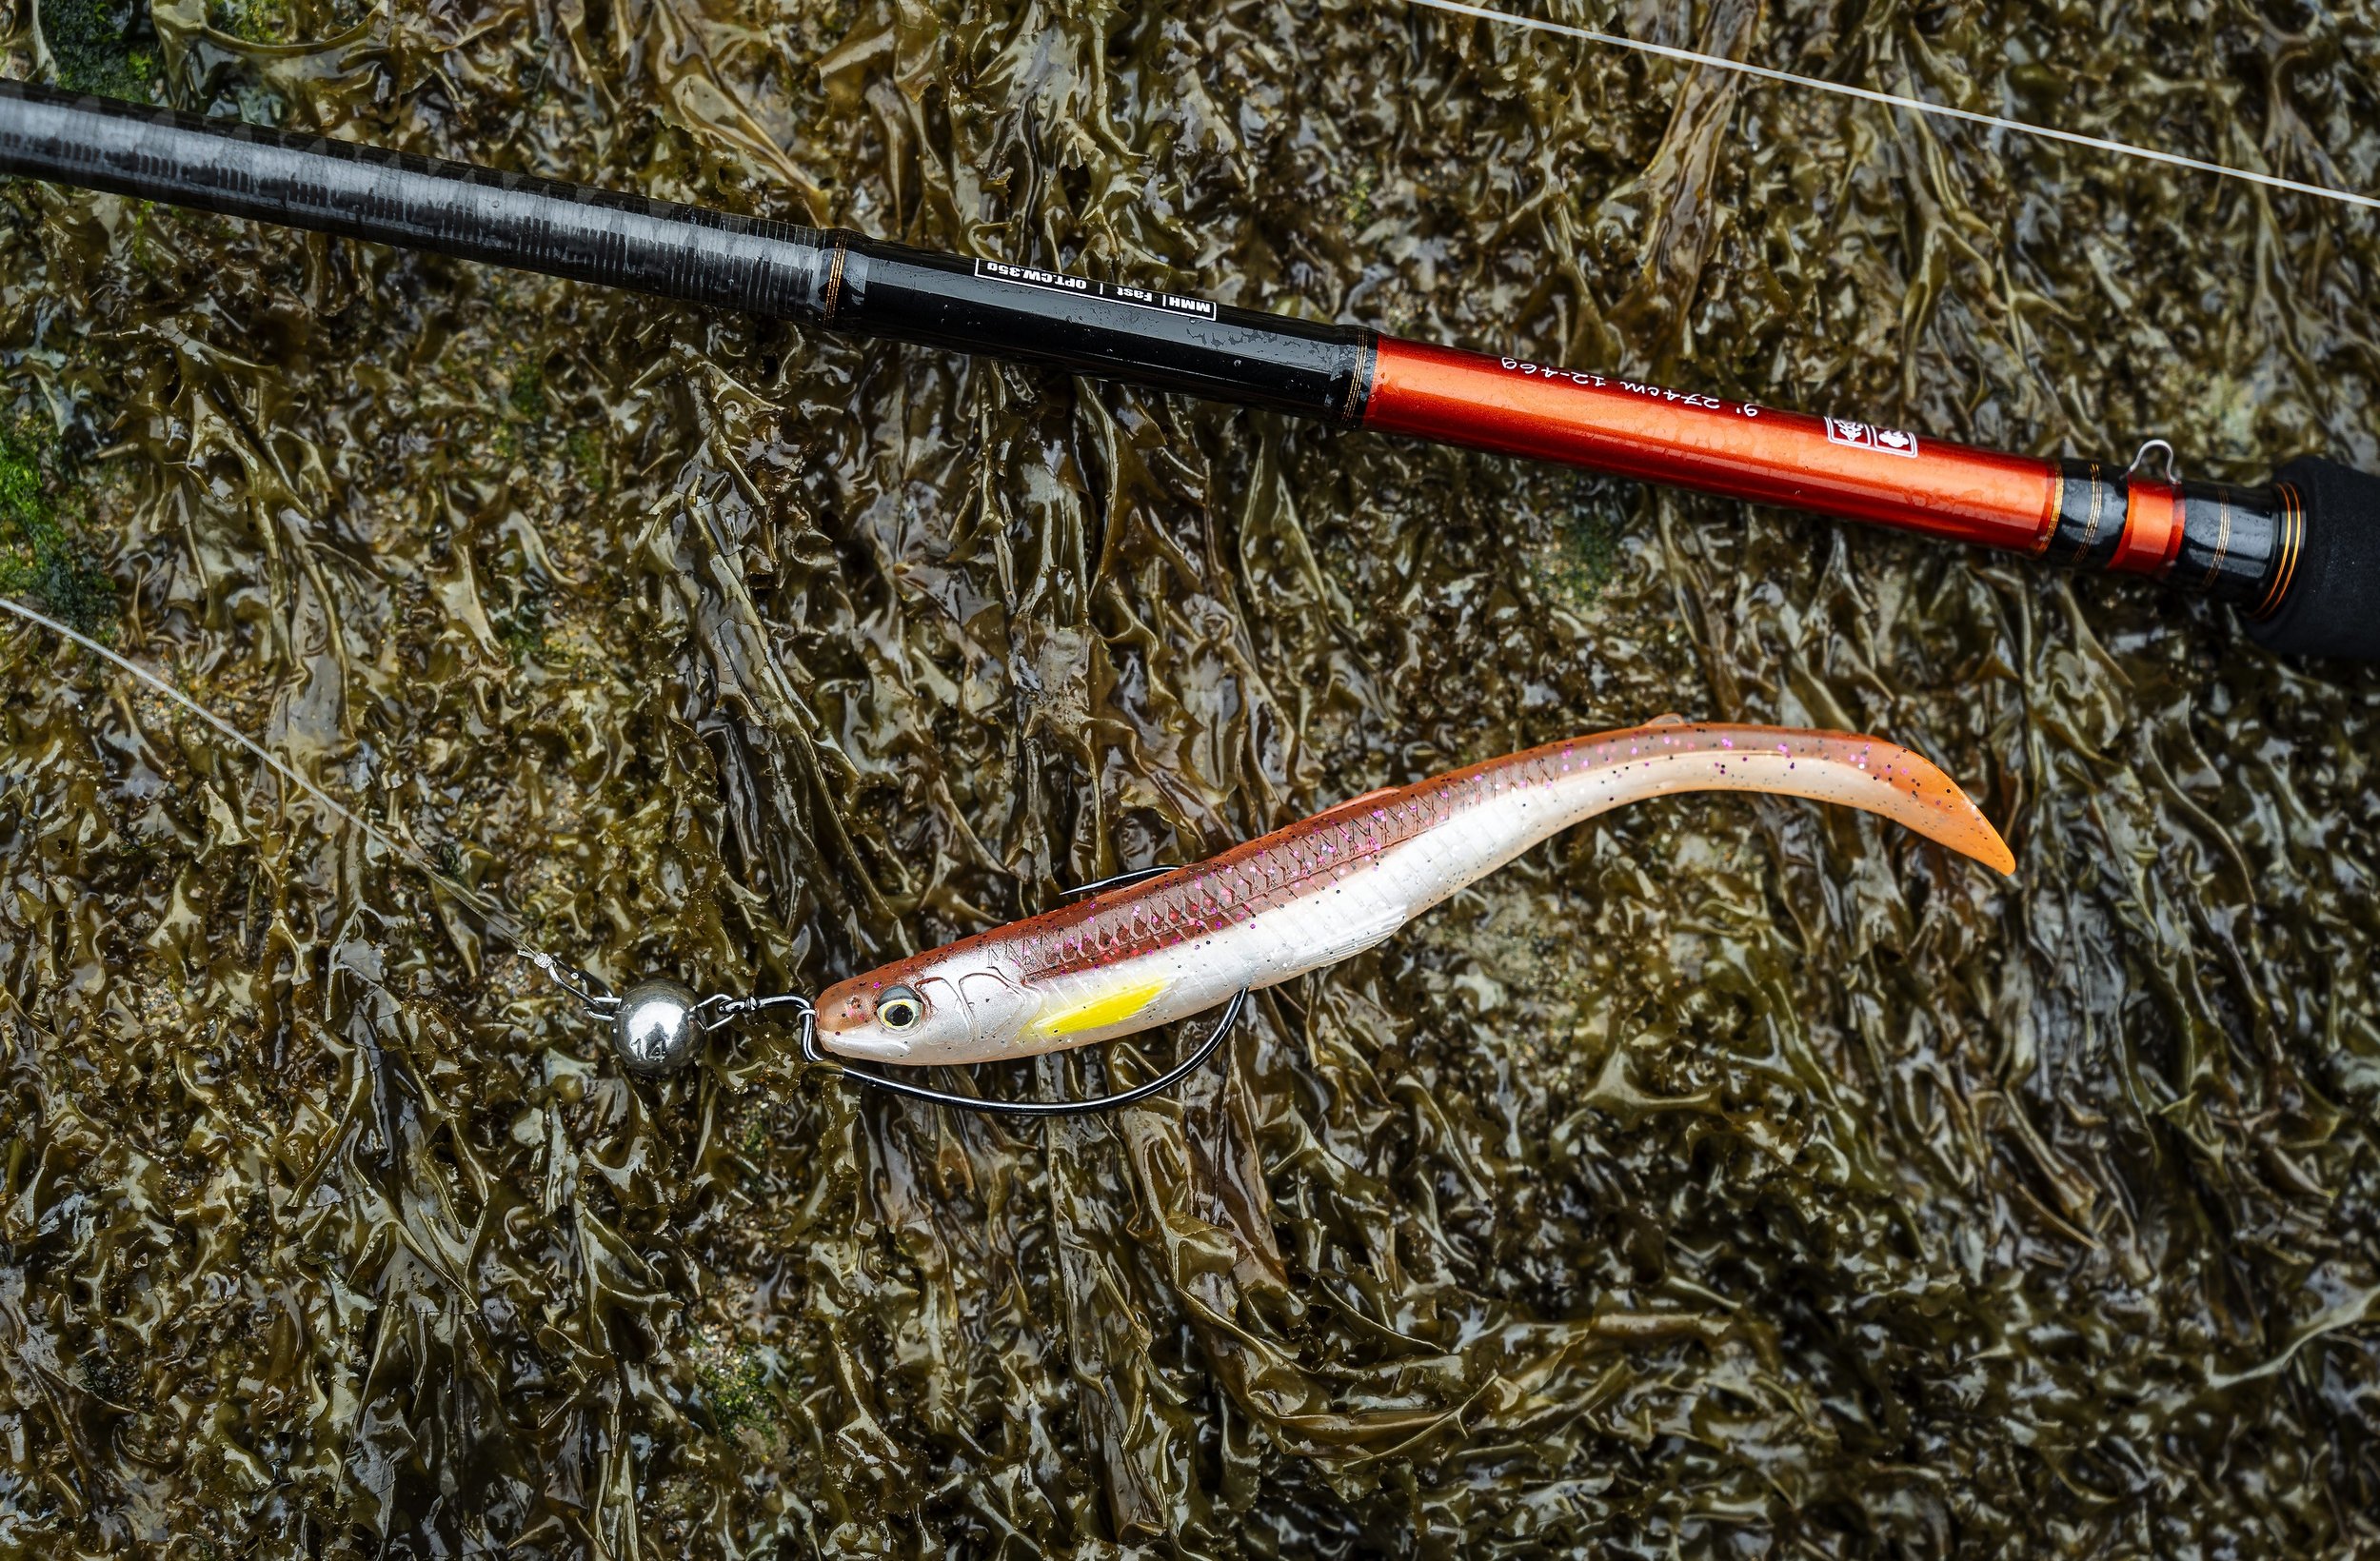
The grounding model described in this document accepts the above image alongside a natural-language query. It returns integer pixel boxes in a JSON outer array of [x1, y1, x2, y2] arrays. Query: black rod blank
[[0, 81, 1370, 419]]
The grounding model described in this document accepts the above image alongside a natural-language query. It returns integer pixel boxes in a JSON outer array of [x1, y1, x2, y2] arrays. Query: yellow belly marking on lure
[[1035, 979, 1167, 1037]]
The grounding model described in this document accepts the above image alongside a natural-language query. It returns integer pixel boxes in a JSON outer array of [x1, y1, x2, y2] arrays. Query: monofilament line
[[1399, 0, 2380, 215], [0, 593, 533, 951]]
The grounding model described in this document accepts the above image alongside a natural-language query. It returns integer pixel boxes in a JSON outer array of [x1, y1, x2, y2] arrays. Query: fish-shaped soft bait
[[817, 720, 2013, 1065]]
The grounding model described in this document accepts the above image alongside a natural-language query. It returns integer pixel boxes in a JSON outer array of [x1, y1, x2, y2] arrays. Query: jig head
[[525, 949, 1243, 1114]]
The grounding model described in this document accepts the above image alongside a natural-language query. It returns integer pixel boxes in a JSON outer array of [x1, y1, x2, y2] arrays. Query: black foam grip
[[2245, 456, 2380, 662], [0, 82, 837, 321]]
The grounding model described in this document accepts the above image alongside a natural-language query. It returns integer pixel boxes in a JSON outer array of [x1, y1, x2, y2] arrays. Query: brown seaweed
[[1, 0, 2376, 1553]]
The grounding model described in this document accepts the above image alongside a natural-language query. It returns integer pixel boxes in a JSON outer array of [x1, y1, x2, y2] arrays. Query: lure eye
[[877, 986, 923, 1032]]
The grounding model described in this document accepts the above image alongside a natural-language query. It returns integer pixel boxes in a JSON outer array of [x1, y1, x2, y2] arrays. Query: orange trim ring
[[1362, 337, 2062, 553], [2109, 480, 2185, 577], [2034, 467, 2066, 556], [2251, 484, 2304, 618]]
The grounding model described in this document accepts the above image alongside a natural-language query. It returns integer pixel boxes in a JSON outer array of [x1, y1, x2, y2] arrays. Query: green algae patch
[[41, 0, 159, 100], [689, 1334, 784, 1436], [1528, 473, 1627, 613], [0, 419, 117, 640], [206, 0, 296, 47]]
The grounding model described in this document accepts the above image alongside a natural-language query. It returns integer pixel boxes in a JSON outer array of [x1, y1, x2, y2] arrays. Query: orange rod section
[[1363, 337, 2060, 553]]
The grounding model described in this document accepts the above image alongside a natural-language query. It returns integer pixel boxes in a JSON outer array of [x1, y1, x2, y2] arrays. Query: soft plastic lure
[[815, 719, 2013, 1073]]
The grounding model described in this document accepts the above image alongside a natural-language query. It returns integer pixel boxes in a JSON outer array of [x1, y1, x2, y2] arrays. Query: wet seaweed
[[1, 0, 2377, 1555]]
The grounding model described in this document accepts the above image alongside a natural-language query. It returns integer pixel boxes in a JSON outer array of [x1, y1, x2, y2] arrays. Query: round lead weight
[[613, 978, 702, 1075]]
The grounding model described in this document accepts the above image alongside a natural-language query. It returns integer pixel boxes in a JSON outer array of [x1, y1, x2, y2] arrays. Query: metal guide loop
[[2129, 438, 2181, 485]]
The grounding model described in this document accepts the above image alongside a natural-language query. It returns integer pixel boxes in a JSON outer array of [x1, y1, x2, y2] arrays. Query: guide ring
[[2128, 438, 2180, 485]]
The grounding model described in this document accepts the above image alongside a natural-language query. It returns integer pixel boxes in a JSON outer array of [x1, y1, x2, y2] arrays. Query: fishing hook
[[794, 987, 1246, 1116], [526, 950, 621, 1016]]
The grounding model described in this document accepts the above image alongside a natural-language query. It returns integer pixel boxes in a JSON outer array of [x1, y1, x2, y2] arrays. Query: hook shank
[[799, 989, 1247, 1116]]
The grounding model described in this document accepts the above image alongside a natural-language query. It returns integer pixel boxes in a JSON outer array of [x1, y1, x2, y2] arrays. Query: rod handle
[[2246, 457, 2380, 662]]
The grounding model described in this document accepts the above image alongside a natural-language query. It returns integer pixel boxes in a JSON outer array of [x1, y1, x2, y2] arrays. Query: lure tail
[[1576, 720, 2015, 876]]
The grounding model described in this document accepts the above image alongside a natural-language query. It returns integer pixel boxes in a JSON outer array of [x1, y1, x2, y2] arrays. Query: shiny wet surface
[[1, 0, 2376, 1553]]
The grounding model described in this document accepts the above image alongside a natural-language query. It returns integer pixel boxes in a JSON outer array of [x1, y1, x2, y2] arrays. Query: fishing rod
[[4, 81, 2375, 662]]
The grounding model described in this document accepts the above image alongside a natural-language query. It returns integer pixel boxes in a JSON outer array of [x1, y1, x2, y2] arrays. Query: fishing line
[[0, 592, 576, 982], [1398, 0, 2380, 214]]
